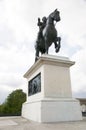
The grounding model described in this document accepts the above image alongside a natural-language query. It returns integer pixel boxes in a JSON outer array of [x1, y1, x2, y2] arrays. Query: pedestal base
[[22, 98, 82, 123], [22, 55, 82, 122]]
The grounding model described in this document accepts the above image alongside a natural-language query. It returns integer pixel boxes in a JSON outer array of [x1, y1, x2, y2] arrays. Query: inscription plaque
[[28, 73, 41, 96]]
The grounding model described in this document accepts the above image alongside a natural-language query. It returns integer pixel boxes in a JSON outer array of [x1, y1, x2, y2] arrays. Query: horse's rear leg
[[45, 41, 49, 54], [54, 37, 61, 53], [35, 47, 39, 62]]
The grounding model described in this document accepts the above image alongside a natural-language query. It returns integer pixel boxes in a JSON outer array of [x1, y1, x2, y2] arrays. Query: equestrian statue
[[35, 9, 61, 61]]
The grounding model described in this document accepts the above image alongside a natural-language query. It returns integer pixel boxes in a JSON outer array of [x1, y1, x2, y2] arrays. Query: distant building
[[77, 98, 86, 116]]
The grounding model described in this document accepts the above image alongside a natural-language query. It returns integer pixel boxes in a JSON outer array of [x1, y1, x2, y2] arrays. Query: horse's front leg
[[54, 37, 61, 53]]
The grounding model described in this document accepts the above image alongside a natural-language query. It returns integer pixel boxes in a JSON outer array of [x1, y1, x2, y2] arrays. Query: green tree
[[0, 89, 26, 116]]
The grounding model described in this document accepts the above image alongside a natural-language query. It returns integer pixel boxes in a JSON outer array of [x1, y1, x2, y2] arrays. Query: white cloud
[[0, 0, 86, 103], [71, 48, 86, 97]]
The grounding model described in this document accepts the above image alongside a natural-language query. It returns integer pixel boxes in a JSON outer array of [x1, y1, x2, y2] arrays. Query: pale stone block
[[22, 98, 82, 122], [22, 54, 82, 122]]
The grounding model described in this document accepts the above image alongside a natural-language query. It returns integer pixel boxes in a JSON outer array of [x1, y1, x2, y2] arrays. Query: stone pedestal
[[22, 54, 82, 122]]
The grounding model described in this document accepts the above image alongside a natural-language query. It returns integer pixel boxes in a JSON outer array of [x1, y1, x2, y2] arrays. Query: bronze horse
[[35, 9, 61, 61]]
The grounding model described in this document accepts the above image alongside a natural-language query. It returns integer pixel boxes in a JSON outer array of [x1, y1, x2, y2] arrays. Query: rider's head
[[42, 17, 47, 23]]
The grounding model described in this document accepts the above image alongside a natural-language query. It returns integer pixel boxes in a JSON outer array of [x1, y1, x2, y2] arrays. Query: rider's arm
[[37, 18, 42, 26]]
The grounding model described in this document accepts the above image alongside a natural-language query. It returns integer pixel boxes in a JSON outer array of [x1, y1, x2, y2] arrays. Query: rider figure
[[37, 16, 47, 42]]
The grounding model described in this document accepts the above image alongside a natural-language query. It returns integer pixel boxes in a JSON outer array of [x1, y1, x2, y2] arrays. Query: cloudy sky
[[0, 0, 86, 104]]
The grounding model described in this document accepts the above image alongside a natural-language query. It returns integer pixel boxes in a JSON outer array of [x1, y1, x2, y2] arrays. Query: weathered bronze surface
[[35, 9, 61, 61], [28, 73, 41, 96]]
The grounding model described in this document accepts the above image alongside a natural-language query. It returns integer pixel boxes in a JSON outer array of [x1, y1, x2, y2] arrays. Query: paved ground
[[0, 116, 86, 130]]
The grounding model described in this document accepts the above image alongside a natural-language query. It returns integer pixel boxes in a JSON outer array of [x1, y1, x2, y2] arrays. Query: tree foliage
[[0, 89, 26, 116]]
